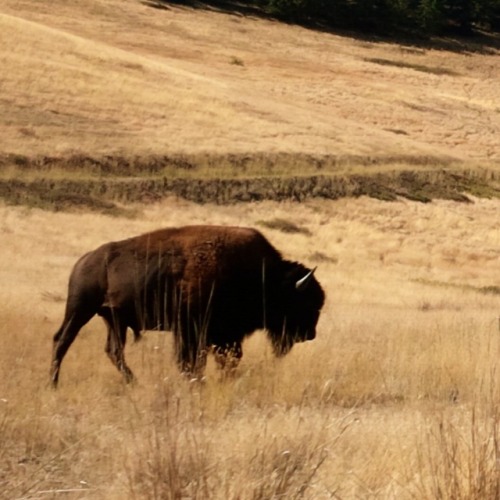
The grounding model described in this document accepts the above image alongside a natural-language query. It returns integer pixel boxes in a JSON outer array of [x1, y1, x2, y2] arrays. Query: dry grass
[[1, 0, 499, 164], [1, 196, 499, 498]]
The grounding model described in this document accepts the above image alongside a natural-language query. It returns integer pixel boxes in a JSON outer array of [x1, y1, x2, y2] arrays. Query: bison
[[50, 225, 325, 386]]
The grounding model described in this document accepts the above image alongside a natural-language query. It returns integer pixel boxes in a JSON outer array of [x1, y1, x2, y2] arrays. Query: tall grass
[[122, 379, 341, 499]]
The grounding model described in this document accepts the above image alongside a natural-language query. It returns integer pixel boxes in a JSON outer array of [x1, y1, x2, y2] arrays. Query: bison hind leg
[[51, 308, 95, 388], [100, 308, 135, 384]]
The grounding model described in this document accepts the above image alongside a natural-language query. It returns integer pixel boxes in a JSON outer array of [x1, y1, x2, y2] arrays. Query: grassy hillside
[[1, 0, 499, 194]]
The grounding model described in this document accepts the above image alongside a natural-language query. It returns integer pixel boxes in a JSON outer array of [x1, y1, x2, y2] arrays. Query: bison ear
[[295, 267, 317, 291]]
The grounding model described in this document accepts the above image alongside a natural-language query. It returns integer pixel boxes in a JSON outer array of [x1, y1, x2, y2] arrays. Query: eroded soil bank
[[1, 153, 499, 214]]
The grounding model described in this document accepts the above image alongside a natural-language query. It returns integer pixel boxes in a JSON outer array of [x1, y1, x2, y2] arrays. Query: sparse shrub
[[257, 218, 311, 235], [364, 57, 458, 76], [479, 285, 500, 296], [229, 56, 244, 66], [415, 408, 500, 499], [247, 437, 329, 499], [310, 251, 337, 264]]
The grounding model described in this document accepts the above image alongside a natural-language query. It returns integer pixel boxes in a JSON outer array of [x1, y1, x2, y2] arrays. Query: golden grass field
[[1, 197, 499, 498], [0, 0, 500, 498]]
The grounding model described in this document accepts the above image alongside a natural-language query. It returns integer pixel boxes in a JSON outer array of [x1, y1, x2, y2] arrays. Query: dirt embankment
[[1, 154, 499, 214]]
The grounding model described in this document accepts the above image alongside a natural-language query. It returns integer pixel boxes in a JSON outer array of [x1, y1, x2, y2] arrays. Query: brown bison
[[50, 225, 325, 386]]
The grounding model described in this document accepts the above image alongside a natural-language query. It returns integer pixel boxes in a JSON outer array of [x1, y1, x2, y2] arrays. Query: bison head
[[267, 262, 325, 357]]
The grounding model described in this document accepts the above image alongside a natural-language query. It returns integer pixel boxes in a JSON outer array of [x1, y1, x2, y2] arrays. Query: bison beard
[[50, 225, 325, 387]]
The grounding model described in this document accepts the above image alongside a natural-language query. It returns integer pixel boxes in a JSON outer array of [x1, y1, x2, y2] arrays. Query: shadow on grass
[[142, 0, 267, 18], [142, 0, 500, 55]]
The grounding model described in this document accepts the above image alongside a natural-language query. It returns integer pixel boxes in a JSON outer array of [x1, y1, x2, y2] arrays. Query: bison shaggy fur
[[50, 225, 325, 386]]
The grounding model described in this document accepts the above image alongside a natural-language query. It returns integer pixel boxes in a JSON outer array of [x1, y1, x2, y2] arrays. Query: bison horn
[[295, 267, 317, 291]]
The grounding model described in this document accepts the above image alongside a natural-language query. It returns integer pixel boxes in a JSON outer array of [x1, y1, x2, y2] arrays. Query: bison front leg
[[101, 309, 135, 384], [173, 319, 208, 378], [213, 342, 243, 374], [175, 336, 208, 378]]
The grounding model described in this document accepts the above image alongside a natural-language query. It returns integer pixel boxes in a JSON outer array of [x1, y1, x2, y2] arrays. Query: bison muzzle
[[50, 225, 325, 386]]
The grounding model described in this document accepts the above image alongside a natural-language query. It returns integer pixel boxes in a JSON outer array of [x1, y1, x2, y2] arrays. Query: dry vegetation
[[1, 197, 499, 498], [1, 0, 500, 498]]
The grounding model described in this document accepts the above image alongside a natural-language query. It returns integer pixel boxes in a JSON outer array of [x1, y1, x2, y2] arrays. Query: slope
[[1, 0, 499, 162]]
